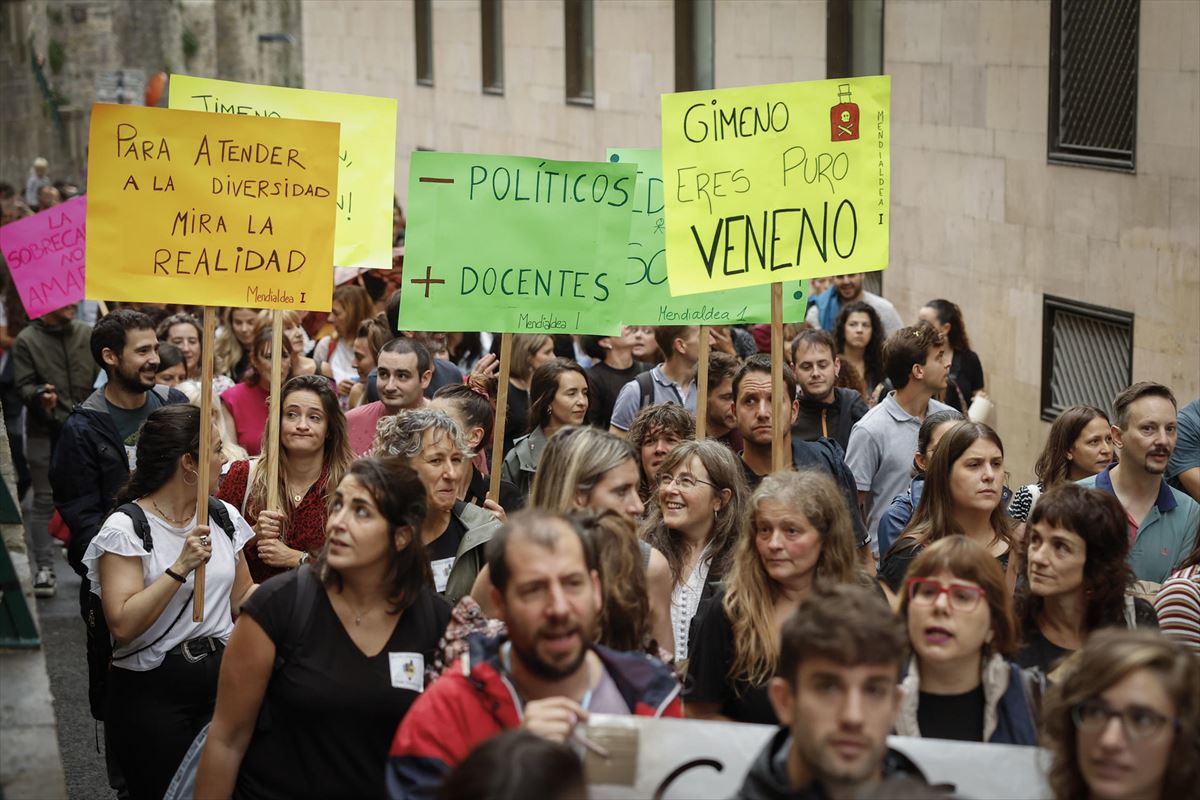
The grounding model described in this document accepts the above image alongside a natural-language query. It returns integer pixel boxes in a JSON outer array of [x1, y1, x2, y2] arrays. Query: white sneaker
[[34, 566, 56, 598]]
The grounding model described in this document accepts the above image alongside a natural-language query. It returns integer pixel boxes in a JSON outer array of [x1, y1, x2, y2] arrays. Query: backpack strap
[[206, 497, 238, 543], [240, 459, 259, 517], [636, 370, 655, 411], [1017, 665, 1046, 729], [116, 502, 154, 553], [275, 564, 321, 672]]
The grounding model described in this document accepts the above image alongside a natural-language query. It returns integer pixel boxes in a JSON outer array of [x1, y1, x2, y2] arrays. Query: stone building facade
[[2, 0, 1194, 482], [300, 0, 1198, 483], [0, 0, 303, 185]]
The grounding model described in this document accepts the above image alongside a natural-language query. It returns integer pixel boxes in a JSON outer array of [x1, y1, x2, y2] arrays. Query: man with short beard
[[805, 272, 903, 337], [1079, 382, 1200, 583], [386, 510, 682, 800], [347, 337, 432, 455], [736, 583, 927, 800], [790, 329, 868, 451], [53, 308, 187, 591]]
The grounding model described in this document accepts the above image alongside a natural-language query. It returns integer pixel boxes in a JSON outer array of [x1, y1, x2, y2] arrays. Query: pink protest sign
[[0, 196, 86, 319]]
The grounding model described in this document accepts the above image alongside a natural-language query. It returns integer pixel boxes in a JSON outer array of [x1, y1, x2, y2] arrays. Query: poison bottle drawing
[[830, 84, 859, 142]]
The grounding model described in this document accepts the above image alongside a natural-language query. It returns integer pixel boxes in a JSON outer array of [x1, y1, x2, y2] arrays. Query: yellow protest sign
[[169, 74, 397, 269], [661, 76, 890, 296], [85, 103, 339, 311]]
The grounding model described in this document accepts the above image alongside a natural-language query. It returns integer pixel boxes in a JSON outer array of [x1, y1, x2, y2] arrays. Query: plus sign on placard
[[411, 265, 445, 298]]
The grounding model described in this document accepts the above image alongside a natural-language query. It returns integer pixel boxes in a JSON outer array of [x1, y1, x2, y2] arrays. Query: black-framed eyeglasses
[[656, 472, 715, 491], [1071, 699, 1176, 741], [905, 577, 985, 613]]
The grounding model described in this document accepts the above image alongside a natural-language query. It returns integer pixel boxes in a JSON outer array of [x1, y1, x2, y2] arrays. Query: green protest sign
[[397, 152, 635, 335], [608, 148, 808, 325]]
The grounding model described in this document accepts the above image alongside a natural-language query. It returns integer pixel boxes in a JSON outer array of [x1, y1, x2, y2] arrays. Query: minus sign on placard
[[419, 177, 454, 184]]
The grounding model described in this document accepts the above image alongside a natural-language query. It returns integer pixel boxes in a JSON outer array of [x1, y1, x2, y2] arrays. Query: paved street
[[35, 547, 110, 800]]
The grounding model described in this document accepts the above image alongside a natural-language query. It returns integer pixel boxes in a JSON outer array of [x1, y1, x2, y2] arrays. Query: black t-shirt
[[917, 685, 985, 742], [587, 360, 649, 429], [881, 540, 1009, 593], [465, 466, 523, 513], [236, 571, 451, 800], [944, 349, 984, 412], [1015, 622, 1073, 674], [684, 589, 778, 725], [428, 509, 466, 562], [503, 385, 529, 455], [106, 389, 168, 446], [879, 541, 922, 592]]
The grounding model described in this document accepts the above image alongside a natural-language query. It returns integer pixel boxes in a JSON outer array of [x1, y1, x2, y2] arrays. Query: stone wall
[[884, 0, 1200, 481], [301, 0, 825, 197], [0, 0, 303, 187]]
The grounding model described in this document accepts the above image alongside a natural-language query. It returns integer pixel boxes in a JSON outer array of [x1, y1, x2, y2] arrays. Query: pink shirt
[[220, 382, 270, 456], [346, 400, 389, 456]]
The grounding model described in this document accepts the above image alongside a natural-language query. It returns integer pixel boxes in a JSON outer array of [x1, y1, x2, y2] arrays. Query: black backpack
[[635, 370, 655, 411], [83, 498, 237, 721]]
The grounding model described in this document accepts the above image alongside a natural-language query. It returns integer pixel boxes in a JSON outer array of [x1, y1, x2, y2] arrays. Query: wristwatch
[[298, 552, 311, 566]]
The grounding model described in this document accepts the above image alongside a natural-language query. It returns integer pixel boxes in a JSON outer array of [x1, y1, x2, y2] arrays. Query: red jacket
[[386, 633, 682, 800]]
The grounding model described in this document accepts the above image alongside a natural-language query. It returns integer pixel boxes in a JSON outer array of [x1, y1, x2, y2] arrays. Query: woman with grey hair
[[371, 408, 501, 603]]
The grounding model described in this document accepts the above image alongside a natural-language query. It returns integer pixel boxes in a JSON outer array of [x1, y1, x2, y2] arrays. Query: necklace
[[286, 473, 319, 505], [149, 496, 195, 527], [340, 592, 374, 626]]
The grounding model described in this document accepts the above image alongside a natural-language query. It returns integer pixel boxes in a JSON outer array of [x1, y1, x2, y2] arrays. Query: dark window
[[482, 0, 504, 94], [415, 0, 433, 86], [1048, 0, 1139, 171], [827, 0, 884, 79], [565, 0, 594, 105], [675, 0, 714, 92], [1040, 296, 1134, 422], [827, 0, 884, 295]]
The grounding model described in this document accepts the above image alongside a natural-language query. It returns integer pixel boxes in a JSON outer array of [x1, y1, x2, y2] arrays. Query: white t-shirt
[[315, 336, 356, 384], [82, 499, 255, 671], [670, 545, 713, 663]]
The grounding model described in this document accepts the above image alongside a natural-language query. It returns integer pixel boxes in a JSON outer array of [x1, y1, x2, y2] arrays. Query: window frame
[[674, 0, 714, 92], [415, 0, 434, 87], [1047, 0, 1140, 172], [1040, 294, 1135, 423], [564, 0, 594, 106], [481, 0, 504, 95]]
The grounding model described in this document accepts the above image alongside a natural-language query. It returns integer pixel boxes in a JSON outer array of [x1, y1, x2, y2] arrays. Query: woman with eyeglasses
[[1015, 484, 1159, 676], [896, 536, 1040, 744], [1041, 629, 1199, 800], [640, 440, 749, 662]]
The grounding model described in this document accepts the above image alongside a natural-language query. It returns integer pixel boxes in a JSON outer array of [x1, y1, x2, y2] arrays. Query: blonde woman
[[280, 310, 317, 377], [475, 426, 674, 653], [213, 307, 259, 382], [684, 469, 865, 723], [216, 375, 354, 583]]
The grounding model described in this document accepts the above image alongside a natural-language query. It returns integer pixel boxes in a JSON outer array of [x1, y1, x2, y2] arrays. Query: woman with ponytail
[[81, 404, 256, 800]]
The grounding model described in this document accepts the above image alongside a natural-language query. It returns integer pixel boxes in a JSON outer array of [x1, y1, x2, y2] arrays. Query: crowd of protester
[[1, 165, 1198, 800]]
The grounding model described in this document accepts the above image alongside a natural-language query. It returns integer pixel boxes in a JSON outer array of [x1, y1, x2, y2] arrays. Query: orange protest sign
[[85, 104, 340, 311]]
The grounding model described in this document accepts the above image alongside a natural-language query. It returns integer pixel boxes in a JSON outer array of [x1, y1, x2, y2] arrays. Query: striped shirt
[[1155, 564, 1200, 653]]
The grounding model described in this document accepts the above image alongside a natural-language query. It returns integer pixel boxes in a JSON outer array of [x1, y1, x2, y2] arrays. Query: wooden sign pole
[[695, 326, 710, 439], [488, 333, 514, 501], [193, 306, 216, 622], [770, 284, 788, 473], [263, 311, 285, 513]]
